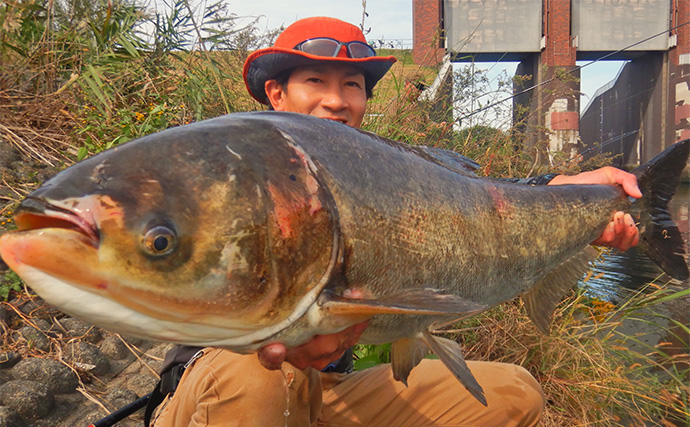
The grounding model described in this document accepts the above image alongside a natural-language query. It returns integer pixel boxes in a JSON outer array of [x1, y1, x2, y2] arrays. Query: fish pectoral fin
[[308, 290, 486, 335], [522, 246, 599, 334], [421, 330, 487, 406], [391, 336, 429, 386], [320, 288, 487, 317]]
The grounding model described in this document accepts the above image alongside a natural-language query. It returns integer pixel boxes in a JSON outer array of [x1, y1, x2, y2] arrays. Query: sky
[[151, 0, 625, 115], [222, 0, 413, 44]]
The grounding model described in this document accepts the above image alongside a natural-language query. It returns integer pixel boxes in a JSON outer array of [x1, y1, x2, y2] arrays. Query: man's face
[[265, 64, 368, 128]]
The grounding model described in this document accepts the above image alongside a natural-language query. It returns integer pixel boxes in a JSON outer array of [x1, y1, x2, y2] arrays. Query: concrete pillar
[[669, 0, 690, 143], [514, 55, 542, 158], [539, 0, 581, 165]]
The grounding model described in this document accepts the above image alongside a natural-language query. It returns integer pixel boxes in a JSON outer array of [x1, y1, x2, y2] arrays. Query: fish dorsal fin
[[420, 330, 487, 406], [308, 289, 487, 334], [391, 336, 429, 386], [522, 246, 599, 334], [415, 146, 481, 175]]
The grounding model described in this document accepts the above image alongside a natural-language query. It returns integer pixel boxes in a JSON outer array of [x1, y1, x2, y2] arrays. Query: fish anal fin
[[391, 336, 429, 386], [421, 330, 487, 406], [522, 246, 599, 334]]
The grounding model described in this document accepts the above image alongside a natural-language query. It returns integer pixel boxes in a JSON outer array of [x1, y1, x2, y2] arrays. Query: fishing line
[[581, 130, 640, 154], [456, 80, 655, 148], [580, 86, 655, 121], [455, 19, 690, 123]]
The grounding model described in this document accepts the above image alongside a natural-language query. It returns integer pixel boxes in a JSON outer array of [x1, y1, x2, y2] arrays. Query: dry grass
[[0, 88, 79, 164], [437, 283, 690, 426]]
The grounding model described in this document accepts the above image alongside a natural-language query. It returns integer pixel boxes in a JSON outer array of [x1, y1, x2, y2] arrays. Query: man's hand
[[548, 166, 641, 251], [257, 322, 369, 370]]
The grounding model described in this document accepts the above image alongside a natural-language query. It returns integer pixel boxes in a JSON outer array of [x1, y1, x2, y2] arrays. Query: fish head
[[0, 116, 339, 348]]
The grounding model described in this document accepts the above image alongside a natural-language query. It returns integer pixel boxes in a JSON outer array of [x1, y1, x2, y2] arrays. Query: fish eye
[[142, 225, 177, 256]]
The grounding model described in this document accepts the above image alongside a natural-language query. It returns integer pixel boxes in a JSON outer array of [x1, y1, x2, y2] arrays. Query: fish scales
[[274, 116, 622, 304]]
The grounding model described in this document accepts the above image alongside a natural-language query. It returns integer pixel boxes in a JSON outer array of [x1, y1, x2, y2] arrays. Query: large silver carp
[[1, 112, 688, 405]]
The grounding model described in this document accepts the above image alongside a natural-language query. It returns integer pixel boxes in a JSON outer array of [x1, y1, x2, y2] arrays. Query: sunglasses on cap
[[294, 37, 376, 59]]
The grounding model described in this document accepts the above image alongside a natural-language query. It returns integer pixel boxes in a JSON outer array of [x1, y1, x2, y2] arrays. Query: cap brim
[[244, 47, 397, 104]]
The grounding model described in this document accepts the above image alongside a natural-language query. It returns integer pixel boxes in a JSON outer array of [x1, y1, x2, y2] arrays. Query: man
[[152, 17, 638, 426]]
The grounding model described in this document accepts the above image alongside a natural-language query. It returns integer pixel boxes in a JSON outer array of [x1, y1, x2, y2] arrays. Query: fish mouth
[[14, 197, 100, 248]]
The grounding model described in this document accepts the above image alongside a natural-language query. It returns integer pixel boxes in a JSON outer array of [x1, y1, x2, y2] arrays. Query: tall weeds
[[0, 0, 273, 164]]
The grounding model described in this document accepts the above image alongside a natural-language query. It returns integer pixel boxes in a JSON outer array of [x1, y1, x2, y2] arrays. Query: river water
[[580, 183, 690, 300], [578, 183, 689, 377]]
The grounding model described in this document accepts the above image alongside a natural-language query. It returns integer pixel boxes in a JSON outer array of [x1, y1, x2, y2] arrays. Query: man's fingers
[[612, 212, 638, 251], [620, 174, 642, 199], [618, 214, 639, 251], [591, 212, 640, 251], [612, 211, 625, 236], [605, 167, 641, 198], [596, 220, 616, 245], [258, 342, 287, 370], [630, 231, 640, 248]]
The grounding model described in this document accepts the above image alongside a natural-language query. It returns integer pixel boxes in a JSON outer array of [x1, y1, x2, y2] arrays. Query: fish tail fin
[[633, 139, 689, 281]]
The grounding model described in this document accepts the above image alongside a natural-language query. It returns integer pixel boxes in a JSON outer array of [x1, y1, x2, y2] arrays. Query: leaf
[[353, 354, 383, 371], [0, 286, 9, 301], [650, 288, 690, 305], [118, 36, 140, 58], [667, 318, 690, 336], [77, 147, 89, 161]]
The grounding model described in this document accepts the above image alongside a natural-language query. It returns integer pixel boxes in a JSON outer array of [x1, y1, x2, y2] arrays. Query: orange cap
[[243, 17, 396, 104]]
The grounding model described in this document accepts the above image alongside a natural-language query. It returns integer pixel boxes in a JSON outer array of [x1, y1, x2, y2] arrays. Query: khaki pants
[[153, 348, 544, 426]]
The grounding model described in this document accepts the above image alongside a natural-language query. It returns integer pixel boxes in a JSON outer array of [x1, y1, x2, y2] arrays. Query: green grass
[[0, 271, 22, 301]]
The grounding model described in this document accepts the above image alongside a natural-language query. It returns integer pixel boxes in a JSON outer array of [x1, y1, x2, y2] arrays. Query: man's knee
[[465, 361, 544, 426], [503, 364, 545, 425]]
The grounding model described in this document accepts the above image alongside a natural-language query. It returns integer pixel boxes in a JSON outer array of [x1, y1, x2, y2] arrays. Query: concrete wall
[[444, 0, 541, 56], [579, 55, 690, 166], [572, 0, 670, 53], [579, 54, 664, 167]]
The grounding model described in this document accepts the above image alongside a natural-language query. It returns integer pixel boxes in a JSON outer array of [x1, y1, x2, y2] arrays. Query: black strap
[[321, 348, 354, 373], [499, 173, 560, 186], [90, 393, 152, 427], [143, 378, 168, 427], [144, 345, 203, 427]]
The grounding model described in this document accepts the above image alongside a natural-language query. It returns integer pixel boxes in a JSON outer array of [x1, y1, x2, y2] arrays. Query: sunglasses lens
[[347, 42, 376, 58], [296, 38, 377, 59], [298, 39, 341, 57]]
